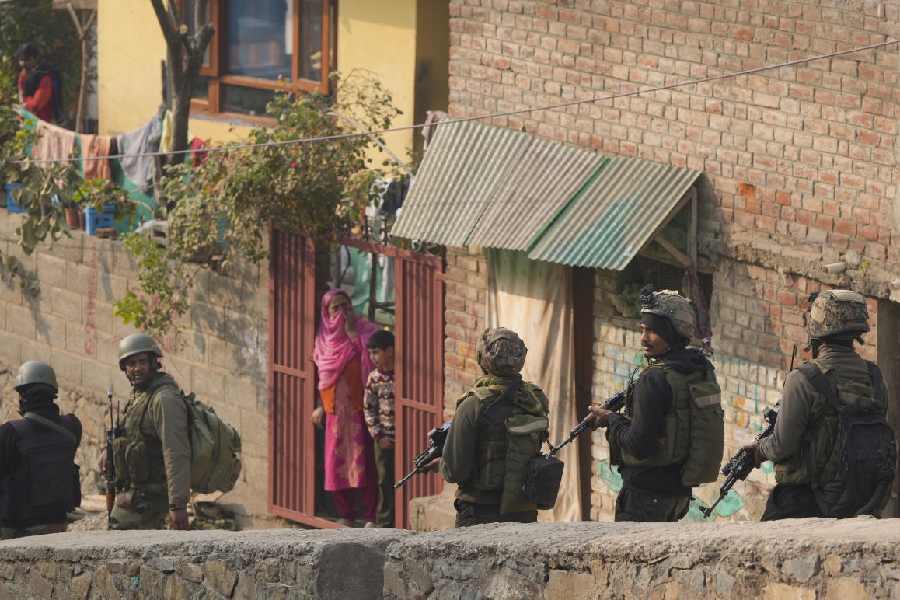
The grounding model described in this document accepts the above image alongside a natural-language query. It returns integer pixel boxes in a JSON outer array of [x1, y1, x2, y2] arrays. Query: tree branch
[[149, 0, 180, 48]]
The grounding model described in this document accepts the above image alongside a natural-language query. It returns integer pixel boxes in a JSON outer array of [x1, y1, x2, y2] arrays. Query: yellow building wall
[[337, 0, 418, 162], [99, 0, 422, 159]]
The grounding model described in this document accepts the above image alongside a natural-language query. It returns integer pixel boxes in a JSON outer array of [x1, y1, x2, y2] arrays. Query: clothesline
[[12, 37, 900, 166]]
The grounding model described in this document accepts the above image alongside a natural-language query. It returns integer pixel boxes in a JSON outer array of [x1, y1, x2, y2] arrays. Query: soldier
[[0, 361, 81, 539], [589, 288, 723, 522], [440, 327, 551, 527], [746, 290, 895, 520], [109, 333, 191, 530]]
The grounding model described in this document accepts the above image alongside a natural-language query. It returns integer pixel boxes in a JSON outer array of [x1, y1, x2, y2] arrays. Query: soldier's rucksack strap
[[797, 362, 840, 412], [22, 413, 77, 447], [866, 361, 885, 405]]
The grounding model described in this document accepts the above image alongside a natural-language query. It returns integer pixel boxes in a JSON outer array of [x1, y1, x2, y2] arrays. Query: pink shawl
[[314, 289, 380, 390]]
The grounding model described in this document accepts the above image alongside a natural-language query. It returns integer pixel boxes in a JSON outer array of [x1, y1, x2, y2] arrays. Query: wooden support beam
[[653, 234, 692, 268]]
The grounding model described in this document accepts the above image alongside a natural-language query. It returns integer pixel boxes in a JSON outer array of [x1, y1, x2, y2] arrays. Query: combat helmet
[[118, 333, 162, 369], [476, 327, 527, 377], [807, 290, 869, 340], [639, 287, 696, 341], [14, 360, 58, 392]]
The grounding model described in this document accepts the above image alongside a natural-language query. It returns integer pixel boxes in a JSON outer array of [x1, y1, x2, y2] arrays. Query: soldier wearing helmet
[[108, 333, 191, 530], [748, 290, 895, 520], [589, 287, 723, 522], [439, 327, 551, 527], [0, 362, 81, 539]]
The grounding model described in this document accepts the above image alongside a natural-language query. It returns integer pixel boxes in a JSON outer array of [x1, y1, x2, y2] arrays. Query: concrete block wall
[[0, 215, 271, 524], [447, 0, 900, 289]]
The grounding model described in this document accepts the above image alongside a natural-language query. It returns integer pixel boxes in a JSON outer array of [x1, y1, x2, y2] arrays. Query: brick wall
[[0, 215, 271, 525], [443, 247, 489, 416], [448, 0, 900, 289]]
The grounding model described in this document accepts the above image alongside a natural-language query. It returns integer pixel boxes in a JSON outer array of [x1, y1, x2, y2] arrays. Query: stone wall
[[3, 520, 899, 599], [447, 0, 900, 293], [0, 214, 272, 525], [0, 529, 409, 600], [385, 518, 900, 599]]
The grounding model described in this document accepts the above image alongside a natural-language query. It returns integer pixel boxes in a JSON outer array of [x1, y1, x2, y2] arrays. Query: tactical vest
[[112, 375, 175, 494], [613, 362, 723, 486], [458, 381, 550, 514], [0, 414, 79, 527], [775, 357, 887, 488]]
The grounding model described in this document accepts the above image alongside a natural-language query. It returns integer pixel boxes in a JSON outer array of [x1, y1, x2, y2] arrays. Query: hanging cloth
[[80, 134, 113, 180], [117, 114, 162, 193], [30, 119, 77, 166]]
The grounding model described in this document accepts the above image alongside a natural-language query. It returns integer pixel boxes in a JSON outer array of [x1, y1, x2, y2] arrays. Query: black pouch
[[523, 455, 564, 510]]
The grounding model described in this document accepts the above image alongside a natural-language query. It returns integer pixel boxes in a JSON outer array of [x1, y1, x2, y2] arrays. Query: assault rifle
[[395, 422, 451, 489], [702, 345, 795, 518], [702, 407, 777, 518], [547, 390, 627, 456], [105, 387, 119, 526]]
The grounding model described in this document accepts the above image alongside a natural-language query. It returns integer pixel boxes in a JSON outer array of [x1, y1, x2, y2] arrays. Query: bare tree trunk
[[149, 0, 214, 168], [65, 4, 96, 134]]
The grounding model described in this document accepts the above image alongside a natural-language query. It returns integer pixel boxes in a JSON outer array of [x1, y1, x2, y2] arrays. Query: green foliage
[[114, 233, 192, 336], [119, 72, 402, 335]]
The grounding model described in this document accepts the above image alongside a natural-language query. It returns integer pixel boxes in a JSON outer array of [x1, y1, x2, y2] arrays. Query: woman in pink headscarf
[[311, 289, 380, 525]]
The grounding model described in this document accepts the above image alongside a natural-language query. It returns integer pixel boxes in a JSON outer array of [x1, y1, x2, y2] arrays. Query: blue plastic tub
[[84, 203, 117, 235], [3, 183, 24, 214]]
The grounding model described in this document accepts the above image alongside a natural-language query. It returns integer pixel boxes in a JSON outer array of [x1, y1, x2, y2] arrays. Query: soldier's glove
[[741, 444, 764, 469], [588, 406, 611, 429]]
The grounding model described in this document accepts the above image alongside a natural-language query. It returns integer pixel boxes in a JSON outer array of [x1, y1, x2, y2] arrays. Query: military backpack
[[144, 380, 243, 494], [798, 361, 896, 517]]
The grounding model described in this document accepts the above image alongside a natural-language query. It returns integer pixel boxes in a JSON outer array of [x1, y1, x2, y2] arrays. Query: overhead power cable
[[14, 37, 899, 165]]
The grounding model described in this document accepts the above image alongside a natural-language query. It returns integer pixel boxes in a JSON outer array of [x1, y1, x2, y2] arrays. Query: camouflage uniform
[[110, 335, 191, 530], [758, 290, 893, 520], [440, 328, 550, 527]]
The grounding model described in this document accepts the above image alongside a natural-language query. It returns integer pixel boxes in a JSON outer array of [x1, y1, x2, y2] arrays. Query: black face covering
[[17, 384, 58, 415], [640, 313, 685, 351]]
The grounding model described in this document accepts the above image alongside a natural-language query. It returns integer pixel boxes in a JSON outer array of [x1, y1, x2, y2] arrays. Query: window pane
[[226, 0, 292, 81], [221, 85, 275, 116], [183, 0, 212, 66], [300, 0, 324, 82], [191, 76, 209, 100]]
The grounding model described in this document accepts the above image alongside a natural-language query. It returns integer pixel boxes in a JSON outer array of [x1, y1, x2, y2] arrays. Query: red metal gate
[[269, 233, 444, 528], [394, 248, 445, 528], [268, 231, 338, 528]]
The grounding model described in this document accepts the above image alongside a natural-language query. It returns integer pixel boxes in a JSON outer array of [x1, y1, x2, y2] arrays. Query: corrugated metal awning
[[391, 122, 529, 247], [393, 121, 702, 269], [528, 157, 701, 269]]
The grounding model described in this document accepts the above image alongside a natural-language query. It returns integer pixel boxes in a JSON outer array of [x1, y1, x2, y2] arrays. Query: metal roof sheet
[[467, 136, 606, 250], [391, 121, 529, 247], [527, 157, 702, 269], [392, 121, 701, 270]]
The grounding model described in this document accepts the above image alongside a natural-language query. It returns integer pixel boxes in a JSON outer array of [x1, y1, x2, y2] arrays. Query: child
[[364, 330, 396, 527]]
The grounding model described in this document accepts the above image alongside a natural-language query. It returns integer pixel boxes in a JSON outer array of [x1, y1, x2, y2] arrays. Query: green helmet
[[476, 327, 527, 376], [118, 333, 162, 369], [15, 361, 58, 392], [807, 289, 869, 340], [639, 288, 696, 341]]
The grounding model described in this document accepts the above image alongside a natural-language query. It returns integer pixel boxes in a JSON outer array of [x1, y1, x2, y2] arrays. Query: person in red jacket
[[15, 43, 57, 123]]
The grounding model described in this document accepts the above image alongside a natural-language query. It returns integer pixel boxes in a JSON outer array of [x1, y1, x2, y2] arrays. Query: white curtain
[[486, 249, 582, 522]]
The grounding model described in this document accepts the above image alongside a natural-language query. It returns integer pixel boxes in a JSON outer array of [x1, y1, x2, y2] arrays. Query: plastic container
[[3, 183, 25, 214], [84, 203, 117, 235]]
